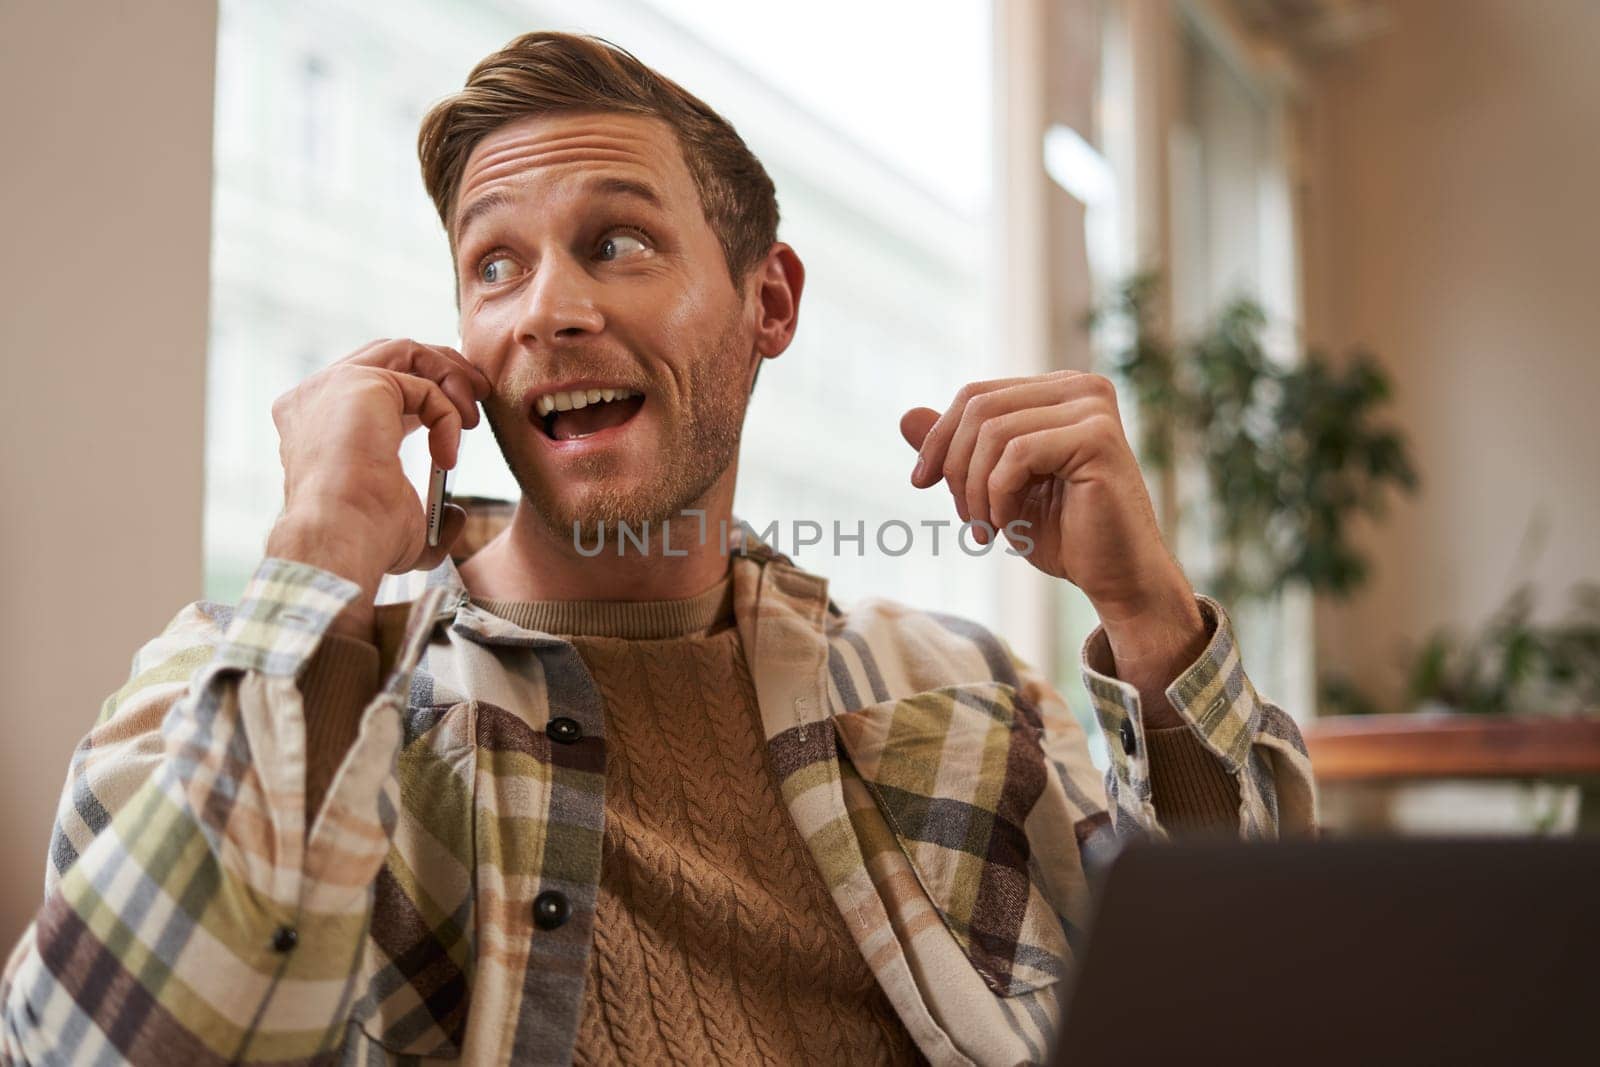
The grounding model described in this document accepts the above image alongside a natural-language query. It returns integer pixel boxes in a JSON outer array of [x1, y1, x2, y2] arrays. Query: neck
[[458, 467, 738, 602]]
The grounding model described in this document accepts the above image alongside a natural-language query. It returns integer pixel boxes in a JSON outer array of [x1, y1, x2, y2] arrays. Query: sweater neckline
[[469, 572, 734, 640]]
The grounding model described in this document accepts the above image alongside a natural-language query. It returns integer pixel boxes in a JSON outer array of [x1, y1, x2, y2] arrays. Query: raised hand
[[902, 370, 1206, 723], [265, 339, 492, 631]]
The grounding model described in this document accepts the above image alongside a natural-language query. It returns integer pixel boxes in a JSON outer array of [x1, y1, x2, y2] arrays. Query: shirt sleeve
[[0, 558, 444, 1065], [1079, 593, 1319, 839]]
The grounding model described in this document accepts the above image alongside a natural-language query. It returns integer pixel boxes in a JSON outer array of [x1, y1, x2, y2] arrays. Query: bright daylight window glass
[[205, 0, 999, 632]]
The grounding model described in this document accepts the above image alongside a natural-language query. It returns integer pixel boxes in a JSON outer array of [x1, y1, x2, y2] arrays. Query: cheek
[[460, 300, 518, 377], [461, 294, 503, 344], [648, 286, 744, 368]]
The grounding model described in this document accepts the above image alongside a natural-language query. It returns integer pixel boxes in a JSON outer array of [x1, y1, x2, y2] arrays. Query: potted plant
[[1089, 272, 1419, 607], [1090, 273, 1600, 831]]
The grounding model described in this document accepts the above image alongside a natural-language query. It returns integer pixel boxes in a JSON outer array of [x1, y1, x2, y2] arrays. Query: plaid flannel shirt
[[2, 517, 1315, 1066]]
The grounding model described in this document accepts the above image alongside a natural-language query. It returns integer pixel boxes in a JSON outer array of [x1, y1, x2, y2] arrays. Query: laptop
[[1052, 837, 1600, 1066]]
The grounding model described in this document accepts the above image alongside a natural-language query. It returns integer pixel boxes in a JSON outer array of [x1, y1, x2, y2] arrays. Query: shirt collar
[[374, 511, 840, 650]]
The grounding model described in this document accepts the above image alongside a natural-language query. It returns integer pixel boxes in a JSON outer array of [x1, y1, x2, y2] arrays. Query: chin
[[532, 479, 685, 541]]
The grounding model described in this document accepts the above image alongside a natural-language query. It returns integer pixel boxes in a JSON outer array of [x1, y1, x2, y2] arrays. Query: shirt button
[[533, 890, 571, 930], [271, 925, 298, 953], [547, 717, 583, 745], [1119, 719, 1137, 757]]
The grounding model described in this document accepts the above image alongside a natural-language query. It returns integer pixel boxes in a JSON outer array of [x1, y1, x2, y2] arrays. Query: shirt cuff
[[213, 558, 366, 678], [1080, 594, 1259, 816]]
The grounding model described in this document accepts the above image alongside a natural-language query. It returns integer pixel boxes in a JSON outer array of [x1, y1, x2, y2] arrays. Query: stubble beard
[[483, 311, 750, 550]]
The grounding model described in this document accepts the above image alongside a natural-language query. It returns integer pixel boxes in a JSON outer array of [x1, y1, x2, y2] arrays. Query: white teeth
[[535, 387, 640, 418]]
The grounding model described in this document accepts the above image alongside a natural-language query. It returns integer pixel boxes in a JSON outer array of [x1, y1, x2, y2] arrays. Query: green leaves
[[1089, 271, 1180, 473], [1395, 584, 1600, 715], [1089, 275, 1419, 605]]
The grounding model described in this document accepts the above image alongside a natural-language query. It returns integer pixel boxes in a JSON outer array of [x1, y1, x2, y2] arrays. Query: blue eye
[[480, 255, 519, 284], [598, 230, 648, 261]]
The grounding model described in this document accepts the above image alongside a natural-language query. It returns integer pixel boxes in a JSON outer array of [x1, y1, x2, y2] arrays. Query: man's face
[[452, 110, 756, 542]]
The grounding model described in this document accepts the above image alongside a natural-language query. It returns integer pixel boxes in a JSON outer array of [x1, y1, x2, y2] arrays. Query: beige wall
[[1304, 0, 1600, 709], [0, 1, 216, 942]]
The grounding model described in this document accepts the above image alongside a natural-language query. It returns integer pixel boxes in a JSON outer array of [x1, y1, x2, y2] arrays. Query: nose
[[514, 252, 605, 348]]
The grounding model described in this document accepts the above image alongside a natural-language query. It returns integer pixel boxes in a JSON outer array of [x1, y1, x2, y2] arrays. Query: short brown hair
[[417, 31, 779, 286]]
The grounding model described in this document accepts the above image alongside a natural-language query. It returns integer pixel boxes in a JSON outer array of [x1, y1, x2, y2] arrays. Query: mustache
[[492, 357, 652, 399]]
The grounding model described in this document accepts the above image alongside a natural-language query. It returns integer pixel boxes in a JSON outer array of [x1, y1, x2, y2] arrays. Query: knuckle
[[955, 379, 993, 407], [975, 417, 1004, 447]]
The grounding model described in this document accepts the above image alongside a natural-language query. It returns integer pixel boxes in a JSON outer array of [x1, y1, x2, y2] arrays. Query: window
[[1081, 0, 1314, 719], [1170, 12, 1310, 717], [205, 1, 1003, 634]]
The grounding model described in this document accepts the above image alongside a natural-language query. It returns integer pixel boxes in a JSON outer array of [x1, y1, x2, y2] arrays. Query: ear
[[747, 243, 805, 379]]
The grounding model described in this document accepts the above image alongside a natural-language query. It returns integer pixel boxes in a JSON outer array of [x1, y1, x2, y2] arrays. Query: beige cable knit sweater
[[296, 572, 1239, 1065]]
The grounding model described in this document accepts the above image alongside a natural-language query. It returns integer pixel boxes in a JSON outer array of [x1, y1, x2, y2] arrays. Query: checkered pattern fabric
[[2, 517, 1315, 1065]]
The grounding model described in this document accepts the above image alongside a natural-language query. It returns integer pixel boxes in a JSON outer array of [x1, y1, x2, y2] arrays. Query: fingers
[[904, 372, 1125, 544], [910, 376, 1030, 490], [402, 503, 467, 575], [941, 378, 1082, 519], [385, 371, 465, 469], [987, 422, 1106, 527], [420, 343, 491, 431], [899, 407, 940, 451], [966, 397, 1103, 535], [912, 371, 1114, 517], [912, 370, 1111, 490], [348, 340, 491, 433]]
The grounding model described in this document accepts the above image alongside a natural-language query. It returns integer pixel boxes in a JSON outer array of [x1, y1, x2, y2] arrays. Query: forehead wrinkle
[[455, 165, 673, 240], [471, 130, 660, 169], [458, 117, 688, 204], [463, 147, 659, 195], [455, 174, 663, 247]]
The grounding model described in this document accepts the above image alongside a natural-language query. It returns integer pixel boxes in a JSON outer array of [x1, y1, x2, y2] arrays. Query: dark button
[[271, 925, 298, 953], [533, 890, 571, 930], [547, 717, 583, 745], [1119, 719, 1137, 757]]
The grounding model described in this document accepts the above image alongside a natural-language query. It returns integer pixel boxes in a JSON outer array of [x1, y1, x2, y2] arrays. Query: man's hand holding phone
[[264, 338, 490, 640]]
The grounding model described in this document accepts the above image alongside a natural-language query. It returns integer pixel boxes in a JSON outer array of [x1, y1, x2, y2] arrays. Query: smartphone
[[426, 465, 450, 547]]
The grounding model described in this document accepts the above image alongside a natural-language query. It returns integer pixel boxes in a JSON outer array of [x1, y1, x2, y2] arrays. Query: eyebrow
[[452, 176, 667, 247]]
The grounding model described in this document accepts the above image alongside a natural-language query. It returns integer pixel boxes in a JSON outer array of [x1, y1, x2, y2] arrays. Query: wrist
[[1092, 563, 1199, 649], [265, 515, 386, 628], [1093, 570, 1207, 730]]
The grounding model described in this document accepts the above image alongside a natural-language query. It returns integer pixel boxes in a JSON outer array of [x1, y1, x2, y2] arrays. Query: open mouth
[[532, 386, 647, 442]]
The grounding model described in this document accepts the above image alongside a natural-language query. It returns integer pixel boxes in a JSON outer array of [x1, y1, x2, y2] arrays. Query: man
[[1, 31, 1314, 1067]]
